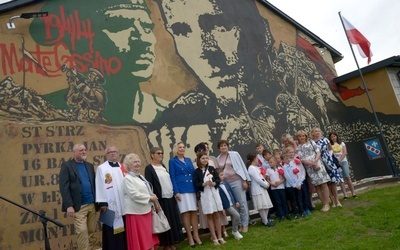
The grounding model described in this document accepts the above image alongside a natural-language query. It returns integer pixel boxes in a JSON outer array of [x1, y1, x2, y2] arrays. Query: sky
[[267, 0, 400, 76]]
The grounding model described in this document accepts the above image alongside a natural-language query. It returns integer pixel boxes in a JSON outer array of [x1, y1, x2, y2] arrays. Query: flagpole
[[338, 12, 398, 177], [21, 37, 26, 106]]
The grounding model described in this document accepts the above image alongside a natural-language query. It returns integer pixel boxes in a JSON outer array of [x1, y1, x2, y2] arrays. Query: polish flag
[[342, 16, 373, 64]]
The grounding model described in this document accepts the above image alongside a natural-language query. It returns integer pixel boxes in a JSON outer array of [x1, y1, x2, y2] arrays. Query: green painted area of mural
[[43, 89, 69, 110], [29, 0, 156, 125]]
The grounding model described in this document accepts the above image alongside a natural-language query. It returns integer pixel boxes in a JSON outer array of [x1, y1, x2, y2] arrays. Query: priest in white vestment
[[95, 145, 127, 249]]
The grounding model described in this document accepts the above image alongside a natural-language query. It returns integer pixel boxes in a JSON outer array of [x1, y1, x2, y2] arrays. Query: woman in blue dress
[[169, 141, 202, 247], [311, 128, 344, 208]]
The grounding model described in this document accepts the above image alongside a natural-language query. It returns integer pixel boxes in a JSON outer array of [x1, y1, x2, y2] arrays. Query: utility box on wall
[[348, 136, 394, 180]]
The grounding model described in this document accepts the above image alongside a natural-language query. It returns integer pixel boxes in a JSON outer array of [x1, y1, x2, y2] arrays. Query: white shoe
[[218, 238, 227, 244], [223, 231, 229, 238], [232, 231, 243, 240], [212, 239, 220, 246]]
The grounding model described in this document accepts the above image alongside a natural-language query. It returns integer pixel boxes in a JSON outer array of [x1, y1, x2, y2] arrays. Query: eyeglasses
[[107, 151, 118, 154], [155, 152, 164, 155]]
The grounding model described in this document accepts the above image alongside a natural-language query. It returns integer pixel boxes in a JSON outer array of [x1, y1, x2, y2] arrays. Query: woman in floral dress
[[296, 130, 331, 212], [311, 128, 344, 207]]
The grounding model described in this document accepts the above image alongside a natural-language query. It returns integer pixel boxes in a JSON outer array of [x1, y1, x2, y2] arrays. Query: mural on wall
[[0, 0, 399, 249]]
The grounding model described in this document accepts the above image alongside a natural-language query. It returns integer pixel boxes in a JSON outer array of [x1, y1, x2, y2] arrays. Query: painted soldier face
[[101, 5, 156, 78], [160, 0, 242, 102]]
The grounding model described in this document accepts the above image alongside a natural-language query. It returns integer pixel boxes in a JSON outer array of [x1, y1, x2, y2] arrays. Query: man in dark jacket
[[59, 143, 97, 250]]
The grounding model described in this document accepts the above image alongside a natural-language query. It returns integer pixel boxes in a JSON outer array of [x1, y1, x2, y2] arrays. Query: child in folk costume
[[217, 169, 243, 240], [246, 153, 275, 227], [193, 152, 226, 245]]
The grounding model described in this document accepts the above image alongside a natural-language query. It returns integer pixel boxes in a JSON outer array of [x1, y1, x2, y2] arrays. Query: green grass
[[175, 184, 400, 250]]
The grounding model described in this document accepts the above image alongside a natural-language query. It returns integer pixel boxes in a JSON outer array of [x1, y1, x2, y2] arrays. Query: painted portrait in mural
[[1, 1, 400, 249], [93, 0, 169, 123], [27, 0, 168, 124], [0, 0, 397, 158], [146, 0, 340, 154]]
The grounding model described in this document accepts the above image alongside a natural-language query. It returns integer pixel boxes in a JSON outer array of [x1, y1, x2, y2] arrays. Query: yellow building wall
[[339, 68, 400, 114]]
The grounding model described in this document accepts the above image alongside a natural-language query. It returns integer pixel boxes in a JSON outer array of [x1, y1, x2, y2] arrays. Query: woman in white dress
[[193, 152, 226, 245]]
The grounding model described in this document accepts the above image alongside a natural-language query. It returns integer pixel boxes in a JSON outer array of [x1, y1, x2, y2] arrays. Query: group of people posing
[[58, 127, 358, 250]]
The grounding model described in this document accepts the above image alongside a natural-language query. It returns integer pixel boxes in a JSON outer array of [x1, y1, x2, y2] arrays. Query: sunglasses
[[155, 152, 164, 155]]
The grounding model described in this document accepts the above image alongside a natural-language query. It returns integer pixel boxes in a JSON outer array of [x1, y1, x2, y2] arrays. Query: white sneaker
[[232, 231, 243, 240]]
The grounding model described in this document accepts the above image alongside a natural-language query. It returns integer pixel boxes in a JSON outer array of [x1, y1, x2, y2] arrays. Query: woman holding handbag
[[311, 128, 344, 208], [145, 147, 184, 250], [296, 130, 331, 212], [122, 153, 159, 250]]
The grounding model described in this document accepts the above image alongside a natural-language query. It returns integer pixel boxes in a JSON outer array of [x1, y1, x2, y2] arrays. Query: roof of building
[[257, 0, 343, 63], [334, 56, 400, 83]]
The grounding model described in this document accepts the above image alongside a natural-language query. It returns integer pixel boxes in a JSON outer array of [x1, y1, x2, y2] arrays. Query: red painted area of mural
[[1, 6, 122, 78], [337, 85, 371, 100], [296, 36, 367, 100], [0, 42, 121, 77], [43, 6, 95, 53]]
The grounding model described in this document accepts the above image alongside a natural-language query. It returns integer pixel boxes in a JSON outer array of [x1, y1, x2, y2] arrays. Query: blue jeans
[[228, 179, 249, 226], [340, 161, 350, 178]]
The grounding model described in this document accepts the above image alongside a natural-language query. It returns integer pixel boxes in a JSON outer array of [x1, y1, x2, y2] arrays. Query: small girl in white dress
[[193, 152, 226, 245], [246, 153, 275, 227]]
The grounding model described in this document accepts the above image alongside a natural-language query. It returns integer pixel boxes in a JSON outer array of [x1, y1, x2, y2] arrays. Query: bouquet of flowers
[[292, 168, 300, 175], [207, 173, 213, 181], [259, 167, 266, 176], [278, 168, 284, 175], [294, 157, 301, 165]]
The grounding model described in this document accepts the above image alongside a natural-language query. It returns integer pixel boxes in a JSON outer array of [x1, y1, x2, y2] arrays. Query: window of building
[[387, 67, 400, 106]]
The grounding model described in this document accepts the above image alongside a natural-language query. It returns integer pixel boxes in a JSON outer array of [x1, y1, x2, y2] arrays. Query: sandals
[[218, 238, 227, 244], [321, 205, 330, 212]]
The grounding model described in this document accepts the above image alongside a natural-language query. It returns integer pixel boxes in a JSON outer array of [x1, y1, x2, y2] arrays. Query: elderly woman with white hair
[[122, 153, 159, 250]]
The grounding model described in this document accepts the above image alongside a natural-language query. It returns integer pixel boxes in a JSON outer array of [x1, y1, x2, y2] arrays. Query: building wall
[[387, 67, 400, 106], [0, 0, 399, 249], [338, 68, 400, 114]]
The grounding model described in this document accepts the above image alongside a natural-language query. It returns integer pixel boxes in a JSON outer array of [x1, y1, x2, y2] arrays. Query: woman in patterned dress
[[311, 128, 344, 207], [296, 130, 331, 212]]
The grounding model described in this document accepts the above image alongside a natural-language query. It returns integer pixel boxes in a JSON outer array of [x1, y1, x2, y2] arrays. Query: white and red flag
[[342, 16, 373, 64], [23, 47, 49, 76]]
